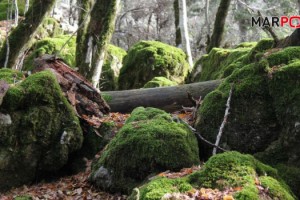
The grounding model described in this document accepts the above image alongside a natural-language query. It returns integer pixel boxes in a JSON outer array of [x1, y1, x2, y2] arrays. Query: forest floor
[[0, 111, 194, 200]]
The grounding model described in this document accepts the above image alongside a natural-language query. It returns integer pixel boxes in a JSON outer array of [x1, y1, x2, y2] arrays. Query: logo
[[251, 16, 300, 28]]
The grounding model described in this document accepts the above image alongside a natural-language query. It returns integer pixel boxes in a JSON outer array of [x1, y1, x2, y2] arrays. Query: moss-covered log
[[0, 0, 56, 69], [103, 80, 221, 113], [206, 0, 231, 53]]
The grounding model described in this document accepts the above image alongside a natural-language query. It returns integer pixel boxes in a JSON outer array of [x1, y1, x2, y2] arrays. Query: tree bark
[[24, 0, 30, 15], [206, 0, 231, 53], [76, 0, 93, 70], [13, 0, 18, 25], [0, 0, 56, 69], [205, 0, 210, 36], [77, 0, 120, 88], [103, 80, 221, 113], [174, 0, 193, 69]]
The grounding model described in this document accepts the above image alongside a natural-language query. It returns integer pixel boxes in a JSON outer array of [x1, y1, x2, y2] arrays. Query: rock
[[101, 45, 127, 91], [89, 107, 200, 193], [143, 77, 177, 88], [118, 41, 190, 90], [128, 152, 295, 200], [23, 35, 77, 71], [0, 69, 83, 191], [194, 40, 300, 197]]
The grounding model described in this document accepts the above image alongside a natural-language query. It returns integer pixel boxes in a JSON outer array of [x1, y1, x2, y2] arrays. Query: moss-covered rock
[[0, 68, 24, 83], [143, 77, 177, 88], [189, 39, 274, 83], [194, 41, 300, 197], [118, 41, 190, 90], [128, 152, 295, 200], [0, 70, 83, 191], [23, 35, 76, 71], [101, 45, 127, 91], [89, 107, 200, 193], [35, 17, 64, 39]]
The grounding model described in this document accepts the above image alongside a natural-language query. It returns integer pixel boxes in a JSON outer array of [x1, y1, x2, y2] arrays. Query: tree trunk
[[298, 0, 300, 15], [76, 0, 93, 70], [174, 0, 193, 69], [77, 0, 120, 88], [13, 0, 18, 25], [206, 0, 231, 53], [103, 80, 221, 113], [24, 0, 30, 15], [0, 0, 56, 69], [205, 0, 210, 36]]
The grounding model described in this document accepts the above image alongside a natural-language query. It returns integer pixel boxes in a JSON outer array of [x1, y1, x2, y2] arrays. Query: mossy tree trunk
[[0, 0, 56, 69], [206, 0, 231, 53], [76, 0, 93, 70], [174, 0, 193, 69], [77, 0, 120, 88]]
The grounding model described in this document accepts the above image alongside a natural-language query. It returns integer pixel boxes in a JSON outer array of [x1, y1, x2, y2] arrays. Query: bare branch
[[212, 83, 234, 155]]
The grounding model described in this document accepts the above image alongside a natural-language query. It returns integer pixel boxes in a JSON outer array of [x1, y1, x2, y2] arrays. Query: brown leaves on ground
[[0, 170, 127, 200]]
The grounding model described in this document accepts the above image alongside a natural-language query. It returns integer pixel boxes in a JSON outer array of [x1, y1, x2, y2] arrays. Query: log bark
[[276, 28, 300, 48], [103, 80, 221, 113]]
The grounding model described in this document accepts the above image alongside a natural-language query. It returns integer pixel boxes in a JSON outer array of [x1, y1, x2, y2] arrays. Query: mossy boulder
[[118, 41, 190, 90], [35, 17, 64, 39], [189, 39, 273, 83], [128, 151, 295, 200], [143, 77, 177, 88], [101, 45, 127, 91], [0, 69, 83, 191], [89, 107, 200, 193], [23, 35, 76, 71], [194, 41, 300, 196]]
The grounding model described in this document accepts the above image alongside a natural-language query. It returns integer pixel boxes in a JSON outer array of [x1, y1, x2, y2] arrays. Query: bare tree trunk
[[0, 0, 56, 69], [24, 0, 30, 15], [13, 0, 18, 25], [205, 0, 210, 36], [206, 0, 231, 53], [78, 0, 120, 88], [298, 0, 300, 15], [237, 1, 247, 42], [174, 0, 193, 69]]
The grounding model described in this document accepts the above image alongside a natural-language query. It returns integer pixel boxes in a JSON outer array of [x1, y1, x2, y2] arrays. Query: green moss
[[23, 35, 76, 71], [128, 152, 294, 200], [192, 47, 251, 82], [143, 77, 177, 88], [276, 164, 300, 198], [89, 107, 199, 193], [0, 68, 24, 83], [101, 45, 127, 91], [189, 152, 276, 189], [244, 38, 274, 63], [14, 195, 32, 200], [101, 93, 112, 102], [129, 177, 192, 200], [260, 176, 294, 200], [35, 17, 64, 39], [235, 42, 257, 48], [118, 40, 190, 90], [0, 70, 83, 191], [267, 47, 300, 66]]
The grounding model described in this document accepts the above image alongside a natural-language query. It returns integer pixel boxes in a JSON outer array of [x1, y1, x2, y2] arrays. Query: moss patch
[[101, 45, 127, 91], [89, 107, 199, 193], [118, 41, 190, 90], [0, 68, 24, 83], [128, 152, 294, 200], [143, 77, 177, 88], [23, 35, 76, 71], [0, 70, 83, 191]]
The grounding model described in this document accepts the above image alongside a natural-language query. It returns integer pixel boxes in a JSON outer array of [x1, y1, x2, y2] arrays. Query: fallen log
[[103, 80, 221, 113], [33, 55, 110, 127]]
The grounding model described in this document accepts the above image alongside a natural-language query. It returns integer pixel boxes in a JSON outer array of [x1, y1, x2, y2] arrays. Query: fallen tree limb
[[103, 80, 221, 113]]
